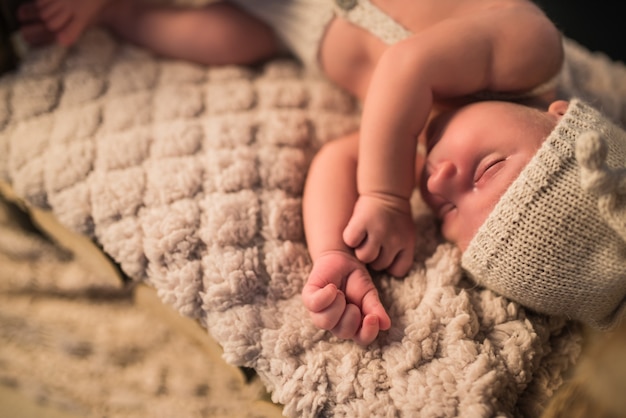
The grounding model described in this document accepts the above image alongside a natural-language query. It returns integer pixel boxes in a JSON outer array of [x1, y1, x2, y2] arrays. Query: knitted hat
[[461, 99, 626, 329]]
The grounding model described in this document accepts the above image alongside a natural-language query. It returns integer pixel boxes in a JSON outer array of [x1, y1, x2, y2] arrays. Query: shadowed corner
[[542, 319, 626, 418], [1, 0, 34, 75]]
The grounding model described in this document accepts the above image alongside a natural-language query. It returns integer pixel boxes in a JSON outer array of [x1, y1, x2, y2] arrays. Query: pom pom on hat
[[577, 131, 626, 241], [462, 99, 626, 329]]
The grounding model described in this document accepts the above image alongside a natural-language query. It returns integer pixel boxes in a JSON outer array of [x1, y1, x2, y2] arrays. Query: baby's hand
[[343, 194, 415, 277], [302, 251, 391, 345]]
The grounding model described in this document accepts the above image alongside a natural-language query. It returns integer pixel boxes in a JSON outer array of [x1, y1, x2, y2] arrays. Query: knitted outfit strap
[[334, 0, 412, 45]]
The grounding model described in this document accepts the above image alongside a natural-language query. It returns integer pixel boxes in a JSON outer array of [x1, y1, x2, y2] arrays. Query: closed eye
[[474, 158, 506, 187]]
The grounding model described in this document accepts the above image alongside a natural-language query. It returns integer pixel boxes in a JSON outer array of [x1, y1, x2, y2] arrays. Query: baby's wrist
[[358, 192, 411, 213], [314, 248, 359, 263]]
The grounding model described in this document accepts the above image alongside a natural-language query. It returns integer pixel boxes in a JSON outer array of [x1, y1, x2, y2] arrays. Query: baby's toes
[[56, 20, 86, 46], [42, 8, 71, 32], [19, 23, 55, 46], [17, 2, 41, 23]]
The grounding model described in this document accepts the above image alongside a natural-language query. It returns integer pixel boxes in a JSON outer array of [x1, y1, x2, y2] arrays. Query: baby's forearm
[[303, 134, 360, 261], [357, 46, 432, 202]]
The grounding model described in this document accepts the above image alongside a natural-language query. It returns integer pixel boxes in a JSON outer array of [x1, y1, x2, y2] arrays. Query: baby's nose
[[426, 161, 457, 195]]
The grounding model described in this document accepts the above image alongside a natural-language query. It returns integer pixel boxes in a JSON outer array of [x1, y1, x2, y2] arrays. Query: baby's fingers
[[353, 314, 381, 346], [342, 216, 367, 249], [343, 221, 381, 264], [306, 286, 347, 330], [386, 248, 414, 278], [353, 238, 381, 264], [302, 283, 339, 313], [369, 246, 398, 271], [361, 289, 391, 331], [330, 303, 362, 340]]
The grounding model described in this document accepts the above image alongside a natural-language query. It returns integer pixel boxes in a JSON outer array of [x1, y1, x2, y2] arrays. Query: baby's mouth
[[436, 202, 455, 219], [420, 187, 454, 221]]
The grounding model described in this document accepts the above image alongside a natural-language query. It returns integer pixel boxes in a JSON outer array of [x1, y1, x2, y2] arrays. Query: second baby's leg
[[101, 1, 281, 65]]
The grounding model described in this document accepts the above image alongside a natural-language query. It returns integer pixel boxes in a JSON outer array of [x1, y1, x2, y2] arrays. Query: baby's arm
[[345, 5, 563, 265], [302, 133, 391, 345]]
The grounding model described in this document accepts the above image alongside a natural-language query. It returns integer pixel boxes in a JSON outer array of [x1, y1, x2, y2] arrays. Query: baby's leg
[[18, 0, 280, 66], [99, 1, 280, 65]]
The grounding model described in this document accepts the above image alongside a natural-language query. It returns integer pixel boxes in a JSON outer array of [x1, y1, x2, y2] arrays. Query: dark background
[[535, 1, 625, 63]]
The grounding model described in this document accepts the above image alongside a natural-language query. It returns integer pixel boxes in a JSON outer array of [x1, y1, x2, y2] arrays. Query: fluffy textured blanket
[[1, 27, 625, 416]]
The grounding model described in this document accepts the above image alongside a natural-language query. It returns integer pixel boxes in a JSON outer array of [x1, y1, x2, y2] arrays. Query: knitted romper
[[229, 0, 559, 98], [228, 0, 411, 74]]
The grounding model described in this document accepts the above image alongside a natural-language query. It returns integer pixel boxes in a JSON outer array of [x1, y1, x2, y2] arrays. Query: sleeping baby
[[303, 97, 626, 344], [14, 0, 626, 345]]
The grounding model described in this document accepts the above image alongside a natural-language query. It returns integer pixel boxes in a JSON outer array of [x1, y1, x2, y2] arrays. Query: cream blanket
[[2, 29, 625, 416]]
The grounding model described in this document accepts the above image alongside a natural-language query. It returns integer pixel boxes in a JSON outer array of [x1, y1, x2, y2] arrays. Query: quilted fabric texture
[[0, 29, 598, 417]]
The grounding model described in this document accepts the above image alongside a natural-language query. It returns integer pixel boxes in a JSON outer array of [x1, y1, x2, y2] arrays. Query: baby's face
[[420, 100, 568, 251]]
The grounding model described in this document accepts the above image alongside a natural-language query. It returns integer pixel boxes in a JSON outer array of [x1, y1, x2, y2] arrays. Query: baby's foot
[[18, 0, 111, 46], [15, 1, 54, 46]]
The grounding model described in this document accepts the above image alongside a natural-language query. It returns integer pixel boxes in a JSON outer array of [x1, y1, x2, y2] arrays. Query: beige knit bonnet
[[462, 99, 626, 329]]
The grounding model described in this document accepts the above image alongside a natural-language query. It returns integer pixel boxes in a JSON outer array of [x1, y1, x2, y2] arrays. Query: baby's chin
[[442, 231, 471, 253], [439, 215, 488, 253]]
